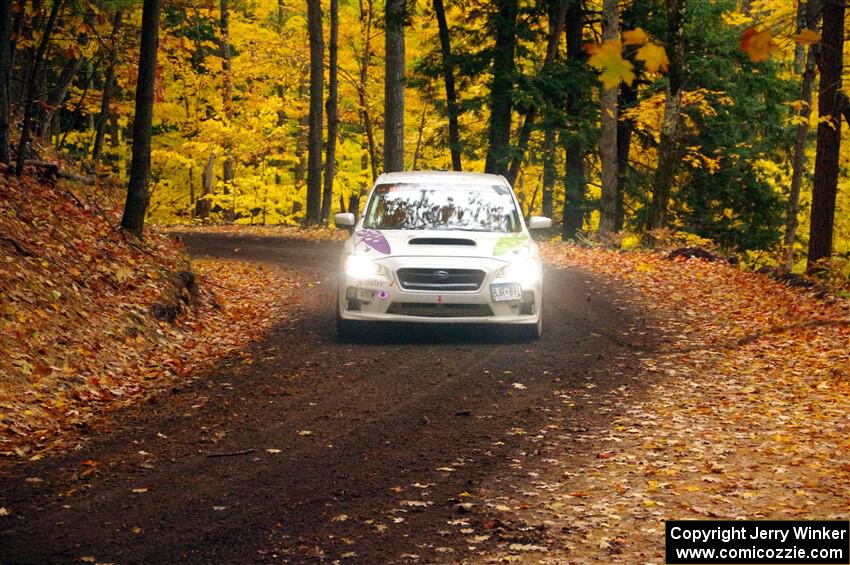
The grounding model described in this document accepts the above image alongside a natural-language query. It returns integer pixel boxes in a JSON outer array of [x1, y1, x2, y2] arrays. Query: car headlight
[[345, 254, 387, 279], [495, 257, 542, 288]]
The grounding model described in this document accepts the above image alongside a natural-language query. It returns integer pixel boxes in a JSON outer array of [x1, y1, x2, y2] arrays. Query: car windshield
[[362, 183, 522, 232]]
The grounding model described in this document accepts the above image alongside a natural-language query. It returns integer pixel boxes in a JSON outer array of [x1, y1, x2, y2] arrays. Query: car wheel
[[336, 300, 365, 341], [517, 309, 543, 341]]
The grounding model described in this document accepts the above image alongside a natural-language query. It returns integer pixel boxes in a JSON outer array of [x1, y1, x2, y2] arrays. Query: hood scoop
[[408, 237, 476, 246]]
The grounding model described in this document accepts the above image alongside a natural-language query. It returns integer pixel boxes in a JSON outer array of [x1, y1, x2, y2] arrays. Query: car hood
[[347, 229, 533, 260]]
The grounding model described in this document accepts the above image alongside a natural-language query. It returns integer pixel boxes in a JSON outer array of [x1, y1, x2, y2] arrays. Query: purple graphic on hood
[[356, 229, 391, 254]]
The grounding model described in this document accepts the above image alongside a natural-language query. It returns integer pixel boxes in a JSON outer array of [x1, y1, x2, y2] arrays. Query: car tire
[[517, 309, 543, 341], [336, 300, 365, 341], [337, 317, 360, 341]]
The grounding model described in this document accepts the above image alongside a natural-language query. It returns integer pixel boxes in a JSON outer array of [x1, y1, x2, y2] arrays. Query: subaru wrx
[[334, 171, 551, 339]]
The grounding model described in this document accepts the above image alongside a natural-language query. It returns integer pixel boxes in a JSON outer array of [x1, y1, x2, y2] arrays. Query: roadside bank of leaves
[[476, 242, 850, 564], [164, 223, 347, 241], [0, 173, 298, 458]]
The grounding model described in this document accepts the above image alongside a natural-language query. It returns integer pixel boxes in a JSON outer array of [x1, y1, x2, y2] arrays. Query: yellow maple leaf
[[792, 28, 821, 45], [636, 42, 669, 73], [622, 27, 649, 46], [587, 40, 635, 90], [740, 28, 777, 63]]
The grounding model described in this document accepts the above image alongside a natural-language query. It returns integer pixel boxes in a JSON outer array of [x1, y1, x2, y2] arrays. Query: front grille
[[408, 238, 476, 246], [386, 302, 493, 317], [396, 268, 485, 292]]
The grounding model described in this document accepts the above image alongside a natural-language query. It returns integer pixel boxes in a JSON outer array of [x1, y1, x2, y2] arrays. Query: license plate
[[491, 283, 522, 302]]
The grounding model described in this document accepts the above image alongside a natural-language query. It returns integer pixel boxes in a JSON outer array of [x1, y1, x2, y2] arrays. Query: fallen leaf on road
[[131, 488, 148, 493], [297, 430, 313, 436], [332, 514, 349, 522], [512, 383, 527, 390], [265, 448, 281, 454], [509, 543, 547, 552]]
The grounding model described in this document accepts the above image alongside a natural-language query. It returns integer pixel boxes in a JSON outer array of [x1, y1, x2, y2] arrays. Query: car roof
[[375, 171, 510, 187]]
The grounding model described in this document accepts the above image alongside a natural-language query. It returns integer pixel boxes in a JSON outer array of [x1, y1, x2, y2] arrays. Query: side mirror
[[527, 216, 552, 230], [334, 212, 356, 229]]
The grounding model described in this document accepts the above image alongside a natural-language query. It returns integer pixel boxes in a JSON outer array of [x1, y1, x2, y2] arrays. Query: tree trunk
[[411, 104, 427, 169], [433, 0, 461, 171], [56, 59, 95, 151], [505, 0, 567, 185], [807, 0, 845, 272], [294, 70, 308, 187], [561, 0, 586, 239], [321, 0, 339, 222], [358, 0, 378, 180], [39, 9, 95, 140], [541, 127, 556, 218], [92, 9, 122, 164], [16, 0, 41, 105], [384, 0, 405, 172], [616, 80, 637, 231], [644, 0, 685, 240], [195, 149, 215, 220], [120, 0, 162, 238], [483, 0, 518, 176], [305, 0, 324, 224], [0, 0, 12, 164], [597, 0, 619, 236], [9, 0, 23, 74], [784, 0, 821, 270], [220, 0, 235, 191], [15, 0, 64, 177]]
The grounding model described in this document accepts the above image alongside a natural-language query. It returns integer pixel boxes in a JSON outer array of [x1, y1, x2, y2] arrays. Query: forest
[[2, 1, 850, 561], [0, 0, 849, 276]]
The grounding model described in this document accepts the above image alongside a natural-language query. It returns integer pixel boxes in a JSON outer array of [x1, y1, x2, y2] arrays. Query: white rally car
[[334, 171, 552, 340]]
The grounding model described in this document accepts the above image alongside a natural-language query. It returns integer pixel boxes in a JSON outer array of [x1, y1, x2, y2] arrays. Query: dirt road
[[0, 233, 656, 564]]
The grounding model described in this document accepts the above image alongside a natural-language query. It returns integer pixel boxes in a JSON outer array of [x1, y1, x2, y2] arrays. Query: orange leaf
[[622, 27, 649, 46], [792, 28, 821, 46], [740, 27, 776, 63]]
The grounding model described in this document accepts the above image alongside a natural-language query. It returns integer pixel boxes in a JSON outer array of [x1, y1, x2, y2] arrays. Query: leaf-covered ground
[[474, 243, 850, 563], [165, 223, 348, 241], [0, 173, 299, 458]]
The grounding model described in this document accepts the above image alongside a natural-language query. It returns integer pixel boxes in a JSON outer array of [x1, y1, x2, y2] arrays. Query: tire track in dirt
[[0, 234, 658, 564]]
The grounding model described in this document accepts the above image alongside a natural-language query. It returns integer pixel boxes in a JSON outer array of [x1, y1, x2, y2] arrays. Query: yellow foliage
[[587, 40, 635, 90], [622, 28, 649, 46], [792, 29, 821, 46], [635, 42, 669, 73]]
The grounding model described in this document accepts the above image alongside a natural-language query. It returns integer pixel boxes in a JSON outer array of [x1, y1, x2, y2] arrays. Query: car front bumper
[[337, 256, 542, 324]]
